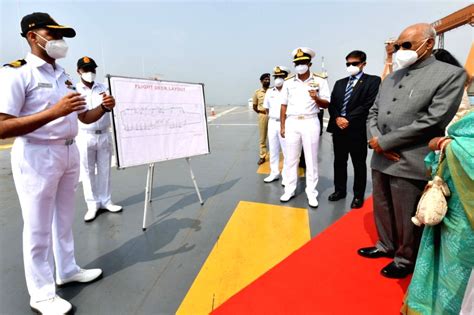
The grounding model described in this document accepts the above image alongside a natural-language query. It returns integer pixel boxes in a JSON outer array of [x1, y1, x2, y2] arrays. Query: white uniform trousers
[[283, 116, 320, 199], [267, 118, 286, 179], [77, 131, 113, 211], [11, 139, 81, 302]]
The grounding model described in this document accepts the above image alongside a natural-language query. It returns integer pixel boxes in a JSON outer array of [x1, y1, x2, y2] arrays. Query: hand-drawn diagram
[[119, 104, 203, 137], [109, 76, 209, 168]]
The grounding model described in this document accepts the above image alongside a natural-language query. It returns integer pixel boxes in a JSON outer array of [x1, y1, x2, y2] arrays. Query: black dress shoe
[[380, 261, 414, 279], [357, 247, 393, 259], [257, 157, 266, 165], [328, 191, 346, 201], [351, 197, 364, 209]]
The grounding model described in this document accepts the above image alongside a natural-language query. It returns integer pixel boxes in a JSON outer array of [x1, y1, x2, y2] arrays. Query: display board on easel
[[107, 75, 209, 169], [107, 75, 208, 229]]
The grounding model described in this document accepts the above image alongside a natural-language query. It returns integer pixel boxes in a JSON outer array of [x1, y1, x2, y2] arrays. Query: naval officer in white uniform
[[76, 56, 122, 222], [280, 47, 330, 208], [0, 12, 114, 314], [262, 66, 290, 184]]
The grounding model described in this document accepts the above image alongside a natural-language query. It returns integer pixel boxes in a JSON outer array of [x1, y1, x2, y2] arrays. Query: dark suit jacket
[[327, 73, 381, 137]]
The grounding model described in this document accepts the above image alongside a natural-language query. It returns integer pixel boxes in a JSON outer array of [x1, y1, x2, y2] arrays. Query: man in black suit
[[327, 50, 381, 208]]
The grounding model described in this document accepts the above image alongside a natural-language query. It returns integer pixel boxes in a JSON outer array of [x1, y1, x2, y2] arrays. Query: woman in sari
[[402, 109, 474, 314]]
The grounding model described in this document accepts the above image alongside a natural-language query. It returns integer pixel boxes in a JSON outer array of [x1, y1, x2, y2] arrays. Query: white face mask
[[346, 65, 361, 76], [295, 64, 309, 75], [395, 38, 429, 69], [274, 78, 284, 87], [34, 32, 68, 59], [81, 72, 96, 83]]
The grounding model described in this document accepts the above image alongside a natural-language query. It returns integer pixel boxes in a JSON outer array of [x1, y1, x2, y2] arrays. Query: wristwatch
[[101, 104, 111, 112]]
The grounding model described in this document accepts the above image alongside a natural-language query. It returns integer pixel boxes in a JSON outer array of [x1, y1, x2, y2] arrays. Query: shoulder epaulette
[[3, 59, 27, 68], [312, 72, 328, 79], [285, 74, 295, 81]]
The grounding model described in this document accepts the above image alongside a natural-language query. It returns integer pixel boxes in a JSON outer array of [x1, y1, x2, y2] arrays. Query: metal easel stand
[[142, 158, 204, 231], [142, 163, 155, 231]]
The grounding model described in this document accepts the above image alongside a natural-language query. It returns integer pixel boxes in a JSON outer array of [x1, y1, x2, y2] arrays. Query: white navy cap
[[292, 47, 315, 62], [272, 66, 291, 77]]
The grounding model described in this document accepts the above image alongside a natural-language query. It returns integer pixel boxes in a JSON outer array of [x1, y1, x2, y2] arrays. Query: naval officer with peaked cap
[[76, 56, 123, 222], [262, 66, 291, 184], [279, 47, 330, 208], [0, 12, 115, 314]]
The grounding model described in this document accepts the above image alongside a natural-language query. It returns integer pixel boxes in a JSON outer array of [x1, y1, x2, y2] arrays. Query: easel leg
[[142, 163, 155, 230], [186, 158, 204, 205]]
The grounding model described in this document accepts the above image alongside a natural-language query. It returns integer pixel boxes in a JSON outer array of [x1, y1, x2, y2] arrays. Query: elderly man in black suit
[[327, 50, 381, 209]]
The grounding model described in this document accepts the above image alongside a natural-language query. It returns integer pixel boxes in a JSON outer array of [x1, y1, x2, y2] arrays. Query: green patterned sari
[[403, 111, 474, 315]]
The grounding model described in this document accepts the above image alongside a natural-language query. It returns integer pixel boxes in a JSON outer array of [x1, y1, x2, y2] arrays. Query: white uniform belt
[[269, 117, 280, 122], [287, 114, 317, 120], [26, 138, 75, 146], [81, 129, 108, 134]]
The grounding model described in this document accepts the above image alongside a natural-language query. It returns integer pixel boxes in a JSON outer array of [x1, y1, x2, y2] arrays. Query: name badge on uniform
[[65, 80, 76, 90], [37, 82, 53, 88]]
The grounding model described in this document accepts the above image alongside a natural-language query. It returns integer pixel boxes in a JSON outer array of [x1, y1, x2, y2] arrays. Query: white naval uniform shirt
[[263, 86, 284, 120], [0, 53, 81, 140], [281, 73, 331, 116], [76, 81, 111, 131]]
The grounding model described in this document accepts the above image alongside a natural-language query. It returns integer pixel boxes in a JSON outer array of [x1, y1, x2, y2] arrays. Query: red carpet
[[212, 197, 411, 315]]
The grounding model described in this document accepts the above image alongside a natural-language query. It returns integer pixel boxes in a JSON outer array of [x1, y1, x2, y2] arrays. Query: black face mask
[[262, 82, 270, 88]]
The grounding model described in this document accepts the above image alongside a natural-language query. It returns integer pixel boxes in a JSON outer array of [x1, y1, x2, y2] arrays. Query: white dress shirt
[[0, 53, 80, 140], [76, 81, 111, 131], [281, 73, 331, 116], [263, 86, 284, 120]]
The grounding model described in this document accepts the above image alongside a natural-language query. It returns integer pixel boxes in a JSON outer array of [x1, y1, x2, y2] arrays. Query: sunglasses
[[346, 61, 362, 67], [393, 41, 413, 51], [393, 38, 430, 52]]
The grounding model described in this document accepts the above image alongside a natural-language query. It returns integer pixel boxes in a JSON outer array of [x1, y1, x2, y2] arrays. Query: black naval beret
[[260, 73, 270, 81], [77, 56, 98, 69], [21, 12, 76, 38]]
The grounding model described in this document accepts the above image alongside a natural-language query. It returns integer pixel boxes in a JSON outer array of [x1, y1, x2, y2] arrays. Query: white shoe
[[308, 196, 319, 208], [103, 203, 122, 213], [264, 174, 279, 183], [84, 208, 98, 222], [30, 295, 72, 315], [280, 191, 295, 202], [56, 268, 103, 286]]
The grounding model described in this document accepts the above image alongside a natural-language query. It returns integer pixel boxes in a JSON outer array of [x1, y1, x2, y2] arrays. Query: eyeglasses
[[346, 61, 362, 67]]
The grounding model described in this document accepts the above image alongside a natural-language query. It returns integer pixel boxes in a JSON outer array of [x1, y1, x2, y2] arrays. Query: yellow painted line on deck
[[0, 144, 13, 150], [176, 201, 310, 315], [257, 153, 305, 177]]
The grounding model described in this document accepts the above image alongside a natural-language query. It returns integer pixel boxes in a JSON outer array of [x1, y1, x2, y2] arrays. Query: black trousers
[[332, 132, 368, 198]]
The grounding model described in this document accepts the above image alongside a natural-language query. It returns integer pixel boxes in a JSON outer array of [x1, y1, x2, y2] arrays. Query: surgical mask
[[34, 32, 68, 59], [395, 38, 429, 69], [81, 72, 96, 83], [346, 65, 360, 76], [295, 64, 309, 75], [274, 78, 284, 87]]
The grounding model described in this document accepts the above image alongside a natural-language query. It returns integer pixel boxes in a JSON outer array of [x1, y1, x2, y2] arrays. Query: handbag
[[412, 151, 450, 226]]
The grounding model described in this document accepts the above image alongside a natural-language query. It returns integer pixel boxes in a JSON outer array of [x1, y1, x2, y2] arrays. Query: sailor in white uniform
[[279, 47, 331, 208], [76, 56, 122, 222], [262, 66, 290, 184], [0, 12, 113, 314]]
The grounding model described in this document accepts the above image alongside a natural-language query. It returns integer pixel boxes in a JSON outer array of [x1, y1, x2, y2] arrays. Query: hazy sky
[[1, 0, 472, 105]]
